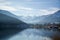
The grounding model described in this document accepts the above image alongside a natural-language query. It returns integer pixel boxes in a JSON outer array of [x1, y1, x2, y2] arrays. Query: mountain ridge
[[0, 10, 25, 24], [18, 10, 60, 24]]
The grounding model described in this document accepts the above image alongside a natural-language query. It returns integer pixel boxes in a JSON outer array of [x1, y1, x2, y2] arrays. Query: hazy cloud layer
[[0, 0, 60, 16]]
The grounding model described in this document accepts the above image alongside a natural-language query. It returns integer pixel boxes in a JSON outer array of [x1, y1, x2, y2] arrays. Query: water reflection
[[8, 28, 60, 40]]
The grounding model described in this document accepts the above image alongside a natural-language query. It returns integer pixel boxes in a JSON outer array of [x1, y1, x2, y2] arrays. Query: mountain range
[[0, 9, 60, 24], [0, 10, 29, 29], [19, 10, 60, 24], [0, 10, 25, 24]]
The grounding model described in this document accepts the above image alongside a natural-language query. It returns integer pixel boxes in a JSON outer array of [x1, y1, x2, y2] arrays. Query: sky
[[0, 0, 60, 17]]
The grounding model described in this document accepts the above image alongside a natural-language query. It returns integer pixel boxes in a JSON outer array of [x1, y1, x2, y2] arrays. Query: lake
[[8, 28, 60, 40]]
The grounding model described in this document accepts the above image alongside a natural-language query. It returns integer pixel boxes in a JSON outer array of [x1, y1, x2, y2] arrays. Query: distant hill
[[0, 10, 25, 24], [0, 10, 30, 39], [39, 10, 60, 24], [18, 10, 60, 24], [0, 10, 29, 29]]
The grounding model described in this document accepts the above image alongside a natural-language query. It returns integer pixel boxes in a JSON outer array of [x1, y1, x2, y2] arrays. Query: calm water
[[8, 28, 60, 40]]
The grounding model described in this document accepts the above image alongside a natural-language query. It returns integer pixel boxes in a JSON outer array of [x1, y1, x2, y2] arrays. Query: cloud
[[0, 2, 11, 5], [38, 8, 60, 15], [0, 0, 12, 5], [13, 7, 59, 17], [49, 7, 60, 12], [18, 6, 33, 11], [0, 6, 17, 11], [25, 0, 32, 2], [14, 6, 34, 16], [16, 7, 60, 17], [0, 0, 59, 17], [0, 0, 6, 2]]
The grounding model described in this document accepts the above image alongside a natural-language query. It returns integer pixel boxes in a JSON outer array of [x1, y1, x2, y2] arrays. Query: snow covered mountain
[[18, 10, 60, 24], [39, 10, 60, 24]]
